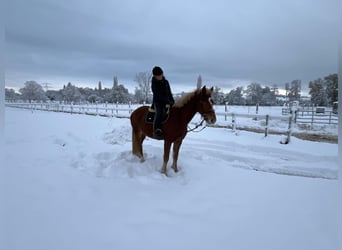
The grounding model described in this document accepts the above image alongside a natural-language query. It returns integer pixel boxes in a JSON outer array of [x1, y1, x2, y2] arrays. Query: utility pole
[[43, 82, 51, 91]]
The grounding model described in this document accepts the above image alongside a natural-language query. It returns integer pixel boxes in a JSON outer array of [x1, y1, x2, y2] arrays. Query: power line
[[42, 82, 51, 91]]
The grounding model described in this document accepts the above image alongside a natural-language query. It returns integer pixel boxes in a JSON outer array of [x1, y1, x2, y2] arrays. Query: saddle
[[145, 104, 171, 124]]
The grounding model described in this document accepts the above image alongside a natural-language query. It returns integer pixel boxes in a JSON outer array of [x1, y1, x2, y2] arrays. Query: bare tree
[[288, 80, 301, 101], [19, 81, 48, 102], [61, 82, 83, 103], [134, 72, 152, 103]]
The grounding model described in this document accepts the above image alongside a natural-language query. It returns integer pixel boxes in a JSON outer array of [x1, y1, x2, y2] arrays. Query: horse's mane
[[173, 88, 210, 108]]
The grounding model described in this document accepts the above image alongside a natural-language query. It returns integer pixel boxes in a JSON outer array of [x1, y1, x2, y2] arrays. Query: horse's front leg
[[161, 140, 172, 175], [172, 139, 183, 172]]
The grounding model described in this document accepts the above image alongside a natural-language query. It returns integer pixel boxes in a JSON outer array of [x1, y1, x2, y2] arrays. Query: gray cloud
[[5, 0, 338, 94]]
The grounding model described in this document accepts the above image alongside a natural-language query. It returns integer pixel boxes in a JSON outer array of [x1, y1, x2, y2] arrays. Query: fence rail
[[282, 108, 338, 125], [295, 110, 338, 125], [5, 102, 296, 143], [6, 102, 338, 144], [5, 102, 135, 118]]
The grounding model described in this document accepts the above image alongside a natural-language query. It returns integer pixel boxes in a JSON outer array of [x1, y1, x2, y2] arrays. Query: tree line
[[5, 74, 151, 104], [5, 73, 338, 106]]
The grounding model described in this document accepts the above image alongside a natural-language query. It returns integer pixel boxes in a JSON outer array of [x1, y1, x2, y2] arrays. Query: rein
[[187, 118, 206, 133], [187, 108, 215, 133]]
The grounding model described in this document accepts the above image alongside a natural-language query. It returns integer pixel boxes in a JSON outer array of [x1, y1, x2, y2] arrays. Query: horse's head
[[198, 86, 216, 125]]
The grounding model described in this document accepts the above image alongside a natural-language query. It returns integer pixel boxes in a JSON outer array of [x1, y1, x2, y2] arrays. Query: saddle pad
[[145, 107, 170, 124], [145, 111, 155, 124]]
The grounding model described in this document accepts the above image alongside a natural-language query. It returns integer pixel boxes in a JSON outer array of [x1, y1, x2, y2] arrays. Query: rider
[[151, 66, 174, 138]]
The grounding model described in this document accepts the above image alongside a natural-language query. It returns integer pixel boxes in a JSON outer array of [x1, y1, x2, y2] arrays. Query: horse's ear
[[201, 86, 207, 94], [210, 87, 214, 92]]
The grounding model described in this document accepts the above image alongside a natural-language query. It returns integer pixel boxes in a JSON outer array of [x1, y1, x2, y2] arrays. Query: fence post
[[265, 115, 269, 137], [116, 102, 118, 115], [232, 113, 236, 132], [285, 114, 293, 144], [311, 110, 314, 127], [256, 103, 259, 114], [224, 102, 228, 121], [329, 111, 332, 124]]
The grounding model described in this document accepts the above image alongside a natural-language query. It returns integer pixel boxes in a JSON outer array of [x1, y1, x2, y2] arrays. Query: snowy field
[[4, 107, 339, 250]]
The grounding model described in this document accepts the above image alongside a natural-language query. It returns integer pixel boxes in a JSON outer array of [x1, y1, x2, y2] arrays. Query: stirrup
[[154, 128, 163, 137]]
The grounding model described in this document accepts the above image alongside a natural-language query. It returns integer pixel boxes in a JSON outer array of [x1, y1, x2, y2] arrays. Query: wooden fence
[[6, 102, 297, 143], [7, 101, 339, 143], [214, 111, 294, 143], [5, 102, 135, 118]]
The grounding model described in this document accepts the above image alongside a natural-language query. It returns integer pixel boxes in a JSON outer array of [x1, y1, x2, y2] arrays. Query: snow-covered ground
[[4, 107, 339, 250]]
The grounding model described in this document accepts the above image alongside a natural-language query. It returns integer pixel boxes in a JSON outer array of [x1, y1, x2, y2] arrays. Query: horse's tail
[[131, 126, 138, 154], [130, 111, 144, 160]]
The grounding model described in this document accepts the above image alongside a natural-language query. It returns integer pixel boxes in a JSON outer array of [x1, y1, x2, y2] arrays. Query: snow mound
[[102, 125, 131, 145]]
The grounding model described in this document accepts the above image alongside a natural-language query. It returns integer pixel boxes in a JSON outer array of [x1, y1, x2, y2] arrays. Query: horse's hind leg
[[132, 129, 145, 161], [172, 139, 183, 172]]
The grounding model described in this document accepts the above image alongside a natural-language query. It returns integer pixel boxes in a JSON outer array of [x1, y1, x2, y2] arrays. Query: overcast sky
[[4, 0, 338, 94]]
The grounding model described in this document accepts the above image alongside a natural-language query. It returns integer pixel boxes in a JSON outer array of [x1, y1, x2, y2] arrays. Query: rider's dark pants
[[153, 103, 164, 131]]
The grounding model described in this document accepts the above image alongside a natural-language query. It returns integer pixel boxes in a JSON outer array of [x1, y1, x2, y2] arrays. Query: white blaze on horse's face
[[206, 98, 216, 124], [209, 97, 214, 105], [200, 90, 216, 125]]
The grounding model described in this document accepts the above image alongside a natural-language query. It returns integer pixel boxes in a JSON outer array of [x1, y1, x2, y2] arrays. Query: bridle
[[187, 118, 206, 133], [201, 109, 215, 121], [199, 98, 216, 122], [187, 99, 215, 133]]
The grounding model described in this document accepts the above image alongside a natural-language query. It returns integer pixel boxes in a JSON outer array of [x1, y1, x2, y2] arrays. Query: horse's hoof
[[160, 169, 167, 176], [172, 167, 179, 173]]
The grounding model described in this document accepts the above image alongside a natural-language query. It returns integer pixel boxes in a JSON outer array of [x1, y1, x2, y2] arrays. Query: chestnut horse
[[130, 86, 216, 175]]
